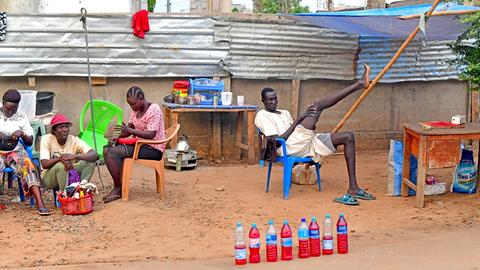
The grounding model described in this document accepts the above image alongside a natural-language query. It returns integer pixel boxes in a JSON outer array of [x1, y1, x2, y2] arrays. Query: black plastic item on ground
[[36, 91, 55, 115]]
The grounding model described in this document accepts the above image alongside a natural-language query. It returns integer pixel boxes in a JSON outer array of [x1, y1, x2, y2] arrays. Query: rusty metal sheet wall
[[0, 13, 229, 77], [215, 19, 359, 80]]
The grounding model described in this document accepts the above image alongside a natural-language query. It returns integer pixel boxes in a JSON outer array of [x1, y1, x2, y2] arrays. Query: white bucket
[[18, 90, 37, 120]]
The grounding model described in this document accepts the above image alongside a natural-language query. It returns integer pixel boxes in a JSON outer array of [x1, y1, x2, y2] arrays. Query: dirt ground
[[2, 150, 480, 269]]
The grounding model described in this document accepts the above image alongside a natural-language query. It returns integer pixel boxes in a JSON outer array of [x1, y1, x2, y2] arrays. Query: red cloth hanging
[[131, 9, 150, 39]]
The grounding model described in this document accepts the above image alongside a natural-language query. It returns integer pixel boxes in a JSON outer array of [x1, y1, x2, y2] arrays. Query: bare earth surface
[[1, 150, 480, 269]]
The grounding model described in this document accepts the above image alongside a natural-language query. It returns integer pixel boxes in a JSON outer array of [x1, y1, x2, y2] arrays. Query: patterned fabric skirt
[[0, 144, 40, 195]]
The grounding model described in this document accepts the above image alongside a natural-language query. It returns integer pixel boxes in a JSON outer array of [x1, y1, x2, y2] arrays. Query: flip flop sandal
[[36, 207, 51, 216], [334, 194, 359, 206], [103, 193, 121, 203], [363, 63, 371, 88], [352, 189, 376, 200]]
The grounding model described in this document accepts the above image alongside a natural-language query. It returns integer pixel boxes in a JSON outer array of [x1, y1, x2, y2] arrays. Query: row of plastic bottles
[[234, 214, 348, 265]]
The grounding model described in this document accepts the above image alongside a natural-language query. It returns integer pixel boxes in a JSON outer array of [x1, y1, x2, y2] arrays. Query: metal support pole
[[80, 8, 105, 189]]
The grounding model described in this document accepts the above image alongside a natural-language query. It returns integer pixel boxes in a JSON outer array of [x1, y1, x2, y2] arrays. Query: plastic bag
[[387, 140, 417, 196], [451, 147, 477, 194], [67, 169, 81, 186]]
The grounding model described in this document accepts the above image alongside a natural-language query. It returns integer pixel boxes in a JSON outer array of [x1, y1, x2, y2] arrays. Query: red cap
[[50, 114, 72, 128]]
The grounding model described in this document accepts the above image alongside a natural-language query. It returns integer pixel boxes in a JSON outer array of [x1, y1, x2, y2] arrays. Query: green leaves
[[254, 0, 310, 14]]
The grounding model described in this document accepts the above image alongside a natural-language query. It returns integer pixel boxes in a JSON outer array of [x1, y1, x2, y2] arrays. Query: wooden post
[[331, 0, 442, 133], [235, 111, 244, 160], [247, 110, 256, 164], [291, 79, 301, 120], [212, 113, 221, 161]]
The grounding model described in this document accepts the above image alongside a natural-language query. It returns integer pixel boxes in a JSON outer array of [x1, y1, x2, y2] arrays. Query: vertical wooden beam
[[291, 79, 301, 120], [415, 135, 427, 208], [171, 111, 179, 147], [247, 110, 255, 164], [212, 113, 221, 161], [235, 111, 244, 160], [401, 129, 412, 197], [222, 76, 231, 92], [471, 91, 478, 122]]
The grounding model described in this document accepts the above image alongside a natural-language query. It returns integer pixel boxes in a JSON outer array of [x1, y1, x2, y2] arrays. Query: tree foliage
[[449, 11, 480, 90], [254, 0, 310, 14]]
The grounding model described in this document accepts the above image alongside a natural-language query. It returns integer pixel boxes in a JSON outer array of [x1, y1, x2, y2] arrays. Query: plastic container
[[298, 218, 309, 258], [265, 219, 278, 262], [309, 216, 321, 257], [234, 222, 247, 265], [249, 223, 261, 263], [337, 213, 348, 254], [322, 214, 334, 255], [189, 78, 224, 105], [18, 90, 37, 120], [280, 220, 293, 261], [58, 193, 93, 215], [36, 91, 55, 115]]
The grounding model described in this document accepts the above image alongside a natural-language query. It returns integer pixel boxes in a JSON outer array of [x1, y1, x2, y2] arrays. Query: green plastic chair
[[79, 100, 123, 160]]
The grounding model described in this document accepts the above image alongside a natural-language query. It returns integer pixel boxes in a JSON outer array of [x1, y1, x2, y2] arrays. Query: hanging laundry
[[131, 9, 150, 39], [0, 12, 6, 41]]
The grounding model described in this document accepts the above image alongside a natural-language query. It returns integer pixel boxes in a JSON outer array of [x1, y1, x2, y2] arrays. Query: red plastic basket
[[58, 193, 94, 215]]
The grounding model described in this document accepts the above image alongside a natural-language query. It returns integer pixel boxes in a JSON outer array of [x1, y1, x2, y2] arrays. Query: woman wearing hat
[[40, 114, 99, 192], [0, 89, 50, 215]]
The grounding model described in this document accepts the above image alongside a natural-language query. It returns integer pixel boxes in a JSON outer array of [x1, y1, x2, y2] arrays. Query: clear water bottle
[[298, 218, 309, 258], [249, 223, 261, 263], [265, 219, 278, 262], [322, 214, 334, 255], [234, 222, 247, 265], [309, 216, 321, 257], [337, 213, 349, 254]]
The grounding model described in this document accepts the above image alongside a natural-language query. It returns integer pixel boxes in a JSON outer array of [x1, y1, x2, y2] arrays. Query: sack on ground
[[451, 147, 477, 194], [387, 140, 417, 196], [292, 164, 316, 185]]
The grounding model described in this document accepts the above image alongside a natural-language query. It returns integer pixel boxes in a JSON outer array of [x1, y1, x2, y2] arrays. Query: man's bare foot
[[103, 187, 122, 203], [362, 63, 371, 89]]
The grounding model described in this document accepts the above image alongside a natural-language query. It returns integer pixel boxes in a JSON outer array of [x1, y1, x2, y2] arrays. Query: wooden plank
[[401, 129, 412, 197], [403, 178, 417, 191], [428, 140, 460, 168], [234, 142, 249, 150], [404, 122, 480, 135], [166, 108, 256, 113], [91, 77, 107, 85], [247, 111, 256, 164], [171, 112, 179, 147], [415, 135, 428, 208], [212, 113, 221, 161], [471, 91, 479, 122], [235, 112, 244, 160], [290, 79, 300, 120]]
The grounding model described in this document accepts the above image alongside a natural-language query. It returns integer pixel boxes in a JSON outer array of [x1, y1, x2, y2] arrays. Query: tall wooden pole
[[331, 0, 442, 133]]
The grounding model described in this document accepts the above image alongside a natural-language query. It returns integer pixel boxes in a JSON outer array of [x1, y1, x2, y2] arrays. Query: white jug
[[221, 92, 233, 106]]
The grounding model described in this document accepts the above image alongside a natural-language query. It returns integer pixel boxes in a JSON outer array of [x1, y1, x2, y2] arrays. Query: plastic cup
[[237, 95, 245, 106]]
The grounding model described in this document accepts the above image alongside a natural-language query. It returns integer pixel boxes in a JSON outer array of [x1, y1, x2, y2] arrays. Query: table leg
[[164, 108, 171, 129], [212, 113, 221, 161], [171, 112, 179, 147], [401, 130, 412, 197], [247, 111, 255, 165], [235, 112, 244, 160], [415, 135, 427, 208]]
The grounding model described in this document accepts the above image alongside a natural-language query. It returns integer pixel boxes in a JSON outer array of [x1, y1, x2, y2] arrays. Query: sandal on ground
[[334, 194, 359, 206], [102, 193, 121, 203], [351, 189, 376, 200], [363, 63, 371, 88], [36, 207, 51, 216]]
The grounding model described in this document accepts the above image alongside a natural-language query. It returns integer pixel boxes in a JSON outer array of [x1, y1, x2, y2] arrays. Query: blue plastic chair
[[264, 137, 321, 199], [1, 139, 38, 207]]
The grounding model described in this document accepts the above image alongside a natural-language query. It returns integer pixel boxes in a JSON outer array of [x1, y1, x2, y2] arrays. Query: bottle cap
[[311, 216, 316, 221], [301, 218, 306, 222], [326, 214, 331, 218], [283, 220, 288, 224], [268, 219, 273, 225], [252, 223, 257, 228], [236, 222, 242, 227], [339, 213, 344, 217]]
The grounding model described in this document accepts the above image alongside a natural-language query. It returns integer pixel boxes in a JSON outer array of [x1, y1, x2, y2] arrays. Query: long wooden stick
[[400, 9, 479, 20], [331, 0, 442, 133]]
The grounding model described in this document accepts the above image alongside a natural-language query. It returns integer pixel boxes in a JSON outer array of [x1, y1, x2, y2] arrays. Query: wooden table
[[163, 103, 258, 164], [401, 123, 480, 207]]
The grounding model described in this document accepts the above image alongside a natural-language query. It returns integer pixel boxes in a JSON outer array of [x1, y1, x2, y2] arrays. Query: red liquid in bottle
[[322, 214, 334, 255], [337, 214, 349, 254], [298, 218, 309, 258], [280, 220, 293, 261], [266, 220, 278, 262], [249, 224, 261, 263], [309, 217, 321, 257]]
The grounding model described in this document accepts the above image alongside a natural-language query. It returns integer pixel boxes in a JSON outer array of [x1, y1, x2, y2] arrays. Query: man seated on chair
[[255, 64, 375, 206], [41, 114, 99, 191]]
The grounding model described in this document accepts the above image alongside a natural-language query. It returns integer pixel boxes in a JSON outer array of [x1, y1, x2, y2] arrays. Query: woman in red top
[[103, 86, 165, 203]]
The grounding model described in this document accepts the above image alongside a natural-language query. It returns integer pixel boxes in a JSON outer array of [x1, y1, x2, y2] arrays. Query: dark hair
[[2, 89, 21, 104], [261, 87, 275, 100], [126, 86, 145, 99]]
